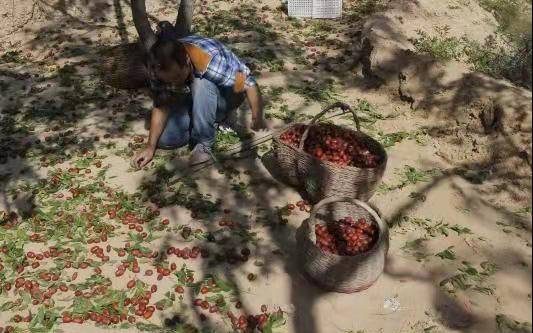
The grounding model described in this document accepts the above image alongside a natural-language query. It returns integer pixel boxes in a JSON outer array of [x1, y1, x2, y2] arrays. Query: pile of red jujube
[[279, 124, 381, 168], [314, 216, 379, 256]]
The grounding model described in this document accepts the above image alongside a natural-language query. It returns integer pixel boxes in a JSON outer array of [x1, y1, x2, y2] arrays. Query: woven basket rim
[[273, 122, 388, 171], [271, 121, 307, 140]]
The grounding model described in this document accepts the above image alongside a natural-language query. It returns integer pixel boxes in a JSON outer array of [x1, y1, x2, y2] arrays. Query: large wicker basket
[[297, 103, 387, 203], [271, 102, 353, 188], [99, 43, 149, 90], [296, 196, 389, 293]]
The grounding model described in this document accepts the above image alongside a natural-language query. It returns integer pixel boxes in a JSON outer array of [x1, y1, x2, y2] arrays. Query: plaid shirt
[[179, 35, 256, 89]]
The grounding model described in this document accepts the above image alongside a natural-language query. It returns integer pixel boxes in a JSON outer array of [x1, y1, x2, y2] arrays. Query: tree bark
[[131, 0, 156, 51], [175, 0, 195, 37]]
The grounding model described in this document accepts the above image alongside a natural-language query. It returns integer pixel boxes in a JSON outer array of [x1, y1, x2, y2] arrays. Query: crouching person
[[132, 33, 267, 168]]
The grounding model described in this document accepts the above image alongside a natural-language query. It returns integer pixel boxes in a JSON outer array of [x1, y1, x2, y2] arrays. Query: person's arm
[[246, 85, 267, 131], [131, 107, 169, 168]]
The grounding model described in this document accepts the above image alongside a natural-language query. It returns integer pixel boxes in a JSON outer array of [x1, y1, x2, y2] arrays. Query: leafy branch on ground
[[440, 261, 498, 295]]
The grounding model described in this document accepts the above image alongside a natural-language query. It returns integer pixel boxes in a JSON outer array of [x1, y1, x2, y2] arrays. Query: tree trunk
[[175, 0, 195, 37], [131, 0, 156, 51]]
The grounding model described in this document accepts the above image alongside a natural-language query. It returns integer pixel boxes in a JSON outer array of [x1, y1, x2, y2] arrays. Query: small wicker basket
[[296, 196, 389, 293]]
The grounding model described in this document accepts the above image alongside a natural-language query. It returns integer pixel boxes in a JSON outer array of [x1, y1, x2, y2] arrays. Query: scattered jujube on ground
[[0, 163, 287, 332]]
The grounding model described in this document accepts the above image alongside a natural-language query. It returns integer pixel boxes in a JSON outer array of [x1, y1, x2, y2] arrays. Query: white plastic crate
[[288, 0, 342, 19]]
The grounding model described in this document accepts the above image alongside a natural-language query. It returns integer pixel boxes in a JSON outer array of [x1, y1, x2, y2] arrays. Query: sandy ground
[[0, 0, 531, 332]]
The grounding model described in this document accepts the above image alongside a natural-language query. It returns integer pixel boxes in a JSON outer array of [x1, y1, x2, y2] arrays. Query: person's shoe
[[189, 144, 213, 166]]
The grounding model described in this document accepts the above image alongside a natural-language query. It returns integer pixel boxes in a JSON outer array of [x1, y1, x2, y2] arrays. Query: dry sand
[[0, 0, 531, 332]]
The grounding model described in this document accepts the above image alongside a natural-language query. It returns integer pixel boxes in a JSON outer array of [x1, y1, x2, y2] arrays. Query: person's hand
[[251, 117, 269, 132], [131, 147, 155, 169]]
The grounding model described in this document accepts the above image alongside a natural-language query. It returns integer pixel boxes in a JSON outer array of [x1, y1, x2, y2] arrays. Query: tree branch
[[175, 0, 195, 37], [131, 0, 156, 51]]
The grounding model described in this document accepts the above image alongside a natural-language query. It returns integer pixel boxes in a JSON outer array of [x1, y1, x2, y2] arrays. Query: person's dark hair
[[156, 21, 178, 41], [146, 21, 190, 107], [149, 39, 189, 71]]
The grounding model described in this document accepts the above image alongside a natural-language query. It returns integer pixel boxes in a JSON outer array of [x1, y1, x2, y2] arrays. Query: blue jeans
[[158, 78, 245, 149]]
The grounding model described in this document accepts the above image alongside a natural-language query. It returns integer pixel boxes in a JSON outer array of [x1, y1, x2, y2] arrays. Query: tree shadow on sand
[[1, 0, 531, 332]]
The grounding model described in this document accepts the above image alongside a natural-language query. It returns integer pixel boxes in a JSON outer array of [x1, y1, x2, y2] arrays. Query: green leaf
[[262, 311, 286, 333], [29, 306, 46, 328], [175, 264, 195, 286], [401, 238, 427, 251], [473, 286, 494, 295], [462, 267, 479, 276], [496, 314, 532, 333], [481, 261, 498, 276], [136, 322, 162, 331], [155, 298, 174, 311], [262, 321, 274, 333], [0, 300, 19, 311], [213, 275, 234, 292], [379, 131, 410, 148], [451, 275, 470, 290], [435, 247, 456, 260], [71, 297, 93, 315], [118, 291, 127, 313], [22, 292, 32, 307], [408, 191, 427, 202], [441, 274, 471, 291], [450, 224, 472, 235]]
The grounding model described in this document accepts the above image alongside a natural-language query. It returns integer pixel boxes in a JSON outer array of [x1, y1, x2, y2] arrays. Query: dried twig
[[11, 0, 15, 28], [8, 1, 39, 34]]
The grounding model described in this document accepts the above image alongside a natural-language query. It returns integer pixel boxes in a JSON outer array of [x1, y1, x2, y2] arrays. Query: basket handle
[[307, 196, 387, 243], [298, 102, 361, 151]]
